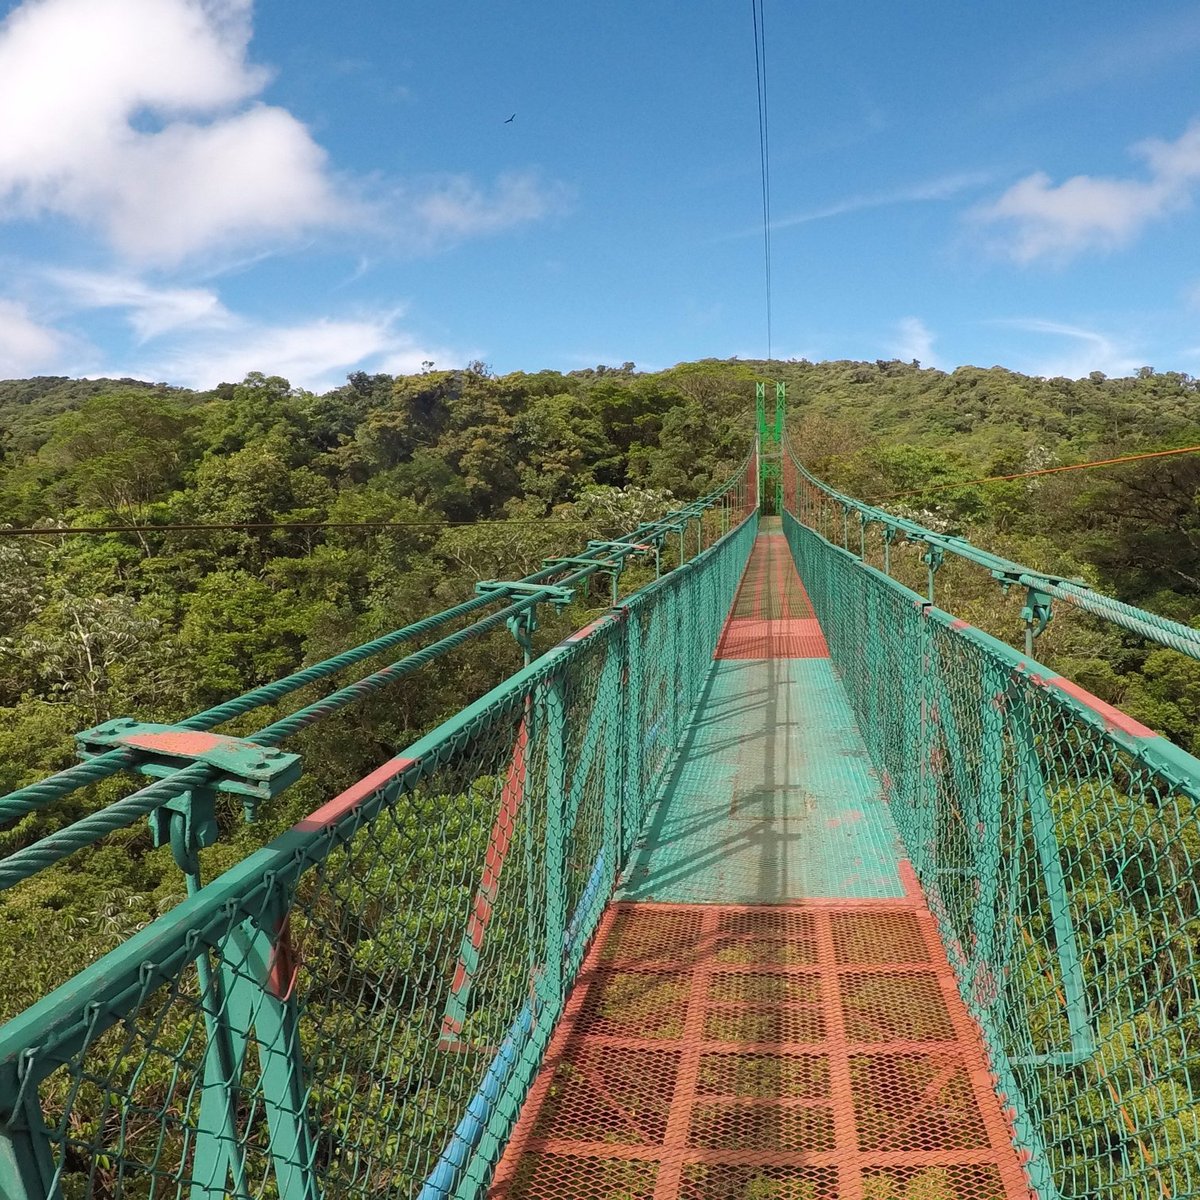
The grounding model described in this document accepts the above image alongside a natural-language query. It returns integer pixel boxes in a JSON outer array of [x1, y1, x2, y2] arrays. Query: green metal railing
[[784, 445, 1200, 662], [0, 460, 755, 898], [784, 446, 1200, 1200], [0, 461, 757, 1199]]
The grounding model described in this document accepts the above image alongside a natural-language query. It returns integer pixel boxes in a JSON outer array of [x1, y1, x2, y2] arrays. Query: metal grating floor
[[489, 528, 1035, 1199], [619, 659, 906, 904], [717, 531, 829, 659], [490, 902, 1032, 1200]]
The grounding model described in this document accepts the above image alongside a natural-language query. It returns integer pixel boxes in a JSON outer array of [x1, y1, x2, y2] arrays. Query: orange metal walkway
[[490, 526, 1034, 1200]]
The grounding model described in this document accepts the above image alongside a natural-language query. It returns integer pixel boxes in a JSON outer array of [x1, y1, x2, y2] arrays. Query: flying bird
[[504, 113, 516, 123]]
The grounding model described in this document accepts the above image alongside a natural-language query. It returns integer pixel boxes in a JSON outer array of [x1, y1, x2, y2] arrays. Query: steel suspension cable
[[751, 0, 773, 364]]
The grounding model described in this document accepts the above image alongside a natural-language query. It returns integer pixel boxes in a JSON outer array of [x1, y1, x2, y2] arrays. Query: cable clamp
[[76, 721, 303, 872], [75, 720, 301, 801], [474, 580, 575, 608], [476, 580, 577, 656]]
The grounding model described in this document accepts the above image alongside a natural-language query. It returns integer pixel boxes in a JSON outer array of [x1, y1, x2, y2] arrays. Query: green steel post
[[775, 382, 786, 513], [1011, 702, 1093, 1064], [188, 858, 254, 1200], [521, 697, 540, 986], [666, 583, 681, 748], [622, 609, 644, 857], [912, 606, 935, 872], [755, 382, 766, 507], [540, 678, 567, 1007], [680, 574, 695, 725], [900, 606, 923, 825], [0, 1093, 60, 1200], [193, 898, 317, 1200], [968, 659, 1006, 1002], [599, 636, 622, 922], [925, 545, 944, 604]]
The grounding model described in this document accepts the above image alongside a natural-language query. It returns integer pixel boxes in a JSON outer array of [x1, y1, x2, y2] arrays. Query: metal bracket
[[542, 555, 622, 573], [1022, 586, 1054, 640], [542, 555, 623, 604], [151, 789, 220, 874], [474, 580, 575, 608], [76, 721, 301, 802], [476, 580, 577, 660], [633, 526, 668, 577], [989, 570, 1058, 654], [75, 720, 302, 873], [586, 540, 655, 557], [634, 522, 669, 546]]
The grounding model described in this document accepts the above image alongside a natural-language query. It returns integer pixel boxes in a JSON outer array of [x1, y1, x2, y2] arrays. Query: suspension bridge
[[3, 385, 1199, 1200]]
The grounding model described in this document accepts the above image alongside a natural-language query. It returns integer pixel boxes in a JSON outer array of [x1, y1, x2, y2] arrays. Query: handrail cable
[[786, 436, 1200, 661], [0, 450, 756, 888], [0, 518, 594, 538]]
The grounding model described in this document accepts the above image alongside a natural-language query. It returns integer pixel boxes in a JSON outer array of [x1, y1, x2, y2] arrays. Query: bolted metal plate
[[75, 719, 301, 799]]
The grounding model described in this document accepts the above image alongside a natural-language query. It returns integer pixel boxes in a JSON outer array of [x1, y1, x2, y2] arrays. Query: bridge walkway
[[489, 521, 1032, 1199]]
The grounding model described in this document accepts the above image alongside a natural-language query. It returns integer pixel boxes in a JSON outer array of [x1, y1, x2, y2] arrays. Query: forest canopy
[[2, 355, 1200, 1014]]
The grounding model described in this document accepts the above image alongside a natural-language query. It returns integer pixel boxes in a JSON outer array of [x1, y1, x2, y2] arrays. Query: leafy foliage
[[2, 355, 1200, 1199]]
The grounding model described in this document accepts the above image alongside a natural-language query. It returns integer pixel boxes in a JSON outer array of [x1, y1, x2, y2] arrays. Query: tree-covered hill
[[3, 355, 1200, 1014]]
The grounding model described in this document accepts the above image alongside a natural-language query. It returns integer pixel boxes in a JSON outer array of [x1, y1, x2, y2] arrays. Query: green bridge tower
[[755, 380, 785, 513]]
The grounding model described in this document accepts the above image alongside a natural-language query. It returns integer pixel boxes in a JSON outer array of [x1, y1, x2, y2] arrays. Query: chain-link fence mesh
[[0, 505, 755, 1200], [784, 506, 1200, 1200]]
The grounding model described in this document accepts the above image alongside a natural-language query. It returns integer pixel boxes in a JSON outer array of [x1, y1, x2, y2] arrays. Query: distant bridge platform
[[492, 522, 1031, 1199]]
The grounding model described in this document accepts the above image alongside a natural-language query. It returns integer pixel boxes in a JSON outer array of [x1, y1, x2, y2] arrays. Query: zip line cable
[[867, 443, 1200, 502], [0, 517, 594, 538], [751, 0, 773, 363]]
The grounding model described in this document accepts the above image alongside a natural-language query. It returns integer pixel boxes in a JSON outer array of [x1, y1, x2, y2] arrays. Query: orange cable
[[867, 443, 1200, 503]]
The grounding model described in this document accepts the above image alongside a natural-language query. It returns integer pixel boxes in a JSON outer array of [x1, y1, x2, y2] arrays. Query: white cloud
[[142, 312, 454, 392], [889, 317, 939, 368], [732, 171, 994, 237], [983, 10, 1200, 117], [991, 318, 1142, 378], [404, 171, 571, 247], [974, 120, 1200, 262], [0, 0, 567, 265], [47, 270, 233, 341], [0, 299, 64, 376], [0, 0, 340, 263]]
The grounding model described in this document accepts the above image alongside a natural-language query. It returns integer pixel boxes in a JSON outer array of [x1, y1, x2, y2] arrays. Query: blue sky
[[1, 0, 1199, 390]]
